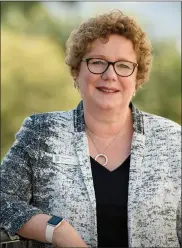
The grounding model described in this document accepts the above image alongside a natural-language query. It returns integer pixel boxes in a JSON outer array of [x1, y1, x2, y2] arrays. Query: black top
[[90, 155, 130, 247]]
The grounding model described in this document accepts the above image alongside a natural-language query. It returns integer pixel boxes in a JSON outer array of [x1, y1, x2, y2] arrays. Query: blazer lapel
[[73, 101, 97, 210], [127, 104, 146, 247]]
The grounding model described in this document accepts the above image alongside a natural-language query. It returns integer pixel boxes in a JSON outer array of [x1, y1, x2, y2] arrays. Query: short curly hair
[[65, 10, 153, 90]]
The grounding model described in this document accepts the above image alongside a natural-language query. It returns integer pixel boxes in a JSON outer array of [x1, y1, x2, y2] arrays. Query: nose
[[101, 64, 117, 81]]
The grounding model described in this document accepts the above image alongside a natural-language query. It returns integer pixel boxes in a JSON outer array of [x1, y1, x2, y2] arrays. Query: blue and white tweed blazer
[[1, 101, 181, 247]]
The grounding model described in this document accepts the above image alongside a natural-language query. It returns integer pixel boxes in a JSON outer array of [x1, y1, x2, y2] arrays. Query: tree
[[134, 40, 181, 124]]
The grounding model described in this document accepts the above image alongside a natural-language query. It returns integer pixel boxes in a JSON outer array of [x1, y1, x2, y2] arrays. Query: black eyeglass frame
[[82, 57, 138, 77]]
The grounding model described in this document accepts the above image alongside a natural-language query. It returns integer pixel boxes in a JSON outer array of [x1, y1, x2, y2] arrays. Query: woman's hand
[[52, 220, 87, 247]]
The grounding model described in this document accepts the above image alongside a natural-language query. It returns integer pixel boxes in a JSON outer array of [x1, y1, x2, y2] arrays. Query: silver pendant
[[95, 154, 108, 166]]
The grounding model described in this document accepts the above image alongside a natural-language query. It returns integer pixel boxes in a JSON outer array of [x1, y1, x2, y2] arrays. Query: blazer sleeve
[[0, 115, 47, 236]]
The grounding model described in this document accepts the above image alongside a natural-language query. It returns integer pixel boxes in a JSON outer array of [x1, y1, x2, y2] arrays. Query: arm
[[0, 116, 50, 237], [17, 214, 87, 247], [0, 116, 87, 247], [0, 116, 46, 236], [17, 214, 51, 242]]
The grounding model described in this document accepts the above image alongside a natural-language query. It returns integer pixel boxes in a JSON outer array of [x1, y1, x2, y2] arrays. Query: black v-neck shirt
[[90, 155, 130, 247]]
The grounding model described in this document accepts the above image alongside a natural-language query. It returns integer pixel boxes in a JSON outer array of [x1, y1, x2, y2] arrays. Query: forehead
[[86, 34, 137, 61]]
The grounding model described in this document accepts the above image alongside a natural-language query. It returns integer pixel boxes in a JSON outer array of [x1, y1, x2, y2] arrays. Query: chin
[[96, 99, 121, 111]]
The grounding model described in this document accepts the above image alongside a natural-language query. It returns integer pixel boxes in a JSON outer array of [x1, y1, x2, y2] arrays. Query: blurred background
[[1, 2, 181, 159]]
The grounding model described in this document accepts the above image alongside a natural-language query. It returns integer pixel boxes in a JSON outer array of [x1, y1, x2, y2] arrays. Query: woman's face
[[76, 34, 137, 111]]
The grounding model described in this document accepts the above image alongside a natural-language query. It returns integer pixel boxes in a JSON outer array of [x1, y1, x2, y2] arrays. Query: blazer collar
[[73, 100, 145, 135]]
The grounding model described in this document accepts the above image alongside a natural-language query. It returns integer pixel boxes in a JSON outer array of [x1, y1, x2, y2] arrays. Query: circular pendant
[[95, 154, 108, 166]]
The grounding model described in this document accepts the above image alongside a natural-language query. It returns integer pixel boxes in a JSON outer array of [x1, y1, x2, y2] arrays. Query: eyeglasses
[[82, 58, 138, 77]]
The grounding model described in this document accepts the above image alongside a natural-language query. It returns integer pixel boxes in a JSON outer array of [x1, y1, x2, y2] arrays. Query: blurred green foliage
[[1, 2, 181, 159]]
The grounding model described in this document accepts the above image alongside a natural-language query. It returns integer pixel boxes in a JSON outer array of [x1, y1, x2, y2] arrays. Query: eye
[[89, 59, 106, 65], [116, 62, 132, 70], [118, 63, 129, 68]]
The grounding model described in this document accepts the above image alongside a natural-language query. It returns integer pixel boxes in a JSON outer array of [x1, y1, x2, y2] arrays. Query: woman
[[0, 10, 181, 248]]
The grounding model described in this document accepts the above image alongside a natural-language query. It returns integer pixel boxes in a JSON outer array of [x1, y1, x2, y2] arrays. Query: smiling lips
[[96, 86, 119, 93]]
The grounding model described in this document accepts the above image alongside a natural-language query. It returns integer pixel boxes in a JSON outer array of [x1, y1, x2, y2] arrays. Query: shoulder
[[17, 109, 74, 137], [25, 109, 73, 125], [29, 109, 73, 123], [141, 110, 181, 137]]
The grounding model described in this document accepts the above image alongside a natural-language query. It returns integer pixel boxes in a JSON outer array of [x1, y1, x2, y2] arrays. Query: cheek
[[78, 72, 96, 99], [119, 77, 136, 91], [80, 72, 99, 91], [85, 72, 99, 85], [84, 73, 92, 84]]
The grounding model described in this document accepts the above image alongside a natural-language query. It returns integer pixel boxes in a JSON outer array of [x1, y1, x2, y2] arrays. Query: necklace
[[86, 127, 122, 166]]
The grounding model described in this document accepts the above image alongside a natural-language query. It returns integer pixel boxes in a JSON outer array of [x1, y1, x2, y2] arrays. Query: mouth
[[96, 86, 120, 94]]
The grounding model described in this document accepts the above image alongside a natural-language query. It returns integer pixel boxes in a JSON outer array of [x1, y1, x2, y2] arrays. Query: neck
[[83, 102, 133, 138]]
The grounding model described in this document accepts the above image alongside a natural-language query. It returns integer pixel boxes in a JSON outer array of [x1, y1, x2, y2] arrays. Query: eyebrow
[[87, 54, 132, 61]]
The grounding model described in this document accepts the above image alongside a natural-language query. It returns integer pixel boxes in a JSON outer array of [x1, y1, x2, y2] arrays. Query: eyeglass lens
[[88, 58, 134, 76]]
